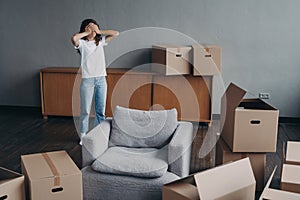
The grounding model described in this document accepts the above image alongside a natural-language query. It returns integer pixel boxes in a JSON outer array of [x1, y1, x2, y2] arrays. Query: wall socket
[[259, 93, 270, 99]]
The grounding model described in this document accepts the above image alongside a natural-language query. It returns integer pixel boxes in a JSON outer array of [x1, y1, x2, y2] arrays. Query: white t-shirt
[[75, 36, 108, 78]]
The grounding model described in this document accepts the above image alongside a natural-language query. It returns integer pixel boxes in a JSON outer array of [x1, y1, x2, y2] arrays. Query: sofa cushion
[[91, 146, 168, 178], [109, 106, 178, 148], [82, 166, 180, 200]]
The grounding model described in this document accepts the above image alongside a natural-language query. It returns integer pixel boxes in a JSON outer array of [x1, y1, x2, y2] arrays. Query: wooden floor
[[0, 106, 82, 172], [0, 106, 299, 199]]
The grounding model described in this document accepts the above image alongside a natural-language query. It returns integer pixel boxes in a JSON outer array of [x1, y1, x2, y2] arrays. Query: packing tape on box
[[42, 153, 60, 186]]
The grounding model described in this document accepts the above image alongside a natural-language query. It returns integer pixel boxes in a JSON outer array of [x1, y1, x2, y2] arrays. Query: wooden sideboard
[[40, 67, 213, 122], [40, 67, 80, 118]]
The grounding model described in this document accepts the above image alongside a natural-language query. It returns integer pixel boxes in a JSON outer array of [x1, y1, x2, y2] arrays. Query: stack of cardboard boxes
[[281, 141, 300, 194], [217, 82, 279, 191], [152, 44, 221, 76], [259, 142, 300, 200], [259, 165, 300, 199]]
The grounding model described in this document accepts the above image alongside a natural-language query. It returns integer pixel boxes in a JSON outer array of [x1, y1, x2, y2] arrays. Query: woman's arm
[[100, 30, 119, 42], [71, 25, 92, 47], [91, 24, 119, 42]]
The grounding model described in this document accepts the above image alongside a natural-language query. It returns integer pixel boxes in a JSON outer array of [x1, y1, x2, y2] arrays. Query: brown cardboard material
[[286, 141, 300, 165], [192, 44, 221, 76], [281, 164, 300, 194], [163, 177, 199, 200], [260, 166, 300, 200], [216, 137, 266, 191], [163, 158, 256, 200], [152, 45, 192, 75], [0, 167, 25, 200], [21, 150, 82, 200], [220, 82, 279, 152]]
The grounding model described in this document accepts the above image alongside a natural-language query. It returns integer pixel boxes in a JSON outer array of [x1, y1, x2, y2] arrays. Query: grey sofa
[[81, 107, 194, 200]]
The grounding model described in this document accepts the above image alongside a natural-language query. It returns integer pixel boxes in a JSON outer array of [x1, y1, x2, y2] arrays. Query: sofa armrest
[[82, 119, 112, 167], [168, 121, 194, 177]]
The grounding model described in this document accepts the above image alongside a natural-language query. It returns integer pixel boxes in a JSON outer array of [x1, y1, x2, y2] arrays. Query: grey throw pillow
[[109, 106, 178, 148], [92, 146, 168, 178]]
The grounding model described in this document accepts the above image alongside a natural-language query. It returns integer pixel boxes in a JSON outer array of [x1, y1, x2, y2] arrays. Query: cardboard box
[[21, 150, 82, 200], [220, 82, 279, 152], [163, 158, 256, 200], [0, 167, 25, 200], [192, 44, 221, 76], [152, 45, 192, 75], [216, 137, 266, 191], [285, 141, 300, 165], [260, 166, 300, 200], [281, 164, 300, 194]]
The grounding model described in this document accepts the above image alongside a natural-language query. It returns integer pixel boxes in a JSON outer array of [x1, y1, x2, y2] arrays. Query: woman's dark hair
[[79, 18, 102, 46]]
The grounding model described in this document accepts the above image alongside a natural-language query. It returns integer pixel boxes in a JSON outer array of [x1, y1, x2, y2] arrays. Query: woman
[[71, 18, 119, 145]]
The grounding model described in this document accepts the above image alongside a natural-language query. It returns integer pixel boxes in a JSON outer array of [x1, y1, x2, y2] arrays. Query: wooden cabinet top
[[40, 67, 79, 73], [40, 67, 156, 75], [40, 67, 213, 77]]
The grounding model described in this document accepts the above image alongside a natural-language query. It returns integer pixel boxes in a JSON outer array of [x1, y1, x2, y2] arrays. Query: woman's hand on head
[[84, 25, 93, 35], [90, 23, 101, 34]]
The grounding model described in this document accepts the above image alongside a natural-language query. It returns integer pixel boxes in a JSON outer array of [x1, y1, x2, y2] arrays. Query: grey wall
[[1, 0, 300, 117]]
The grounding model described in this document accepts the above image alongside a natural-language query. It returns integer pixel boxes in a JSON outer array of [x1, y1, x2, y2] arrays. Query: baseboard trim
[[213, 114, 300, 123], [0, 106, 299, 123]]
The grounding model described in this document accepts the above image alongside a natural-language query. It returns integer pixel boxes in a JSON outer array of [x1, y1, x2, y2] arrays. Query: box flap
[[281, 164, 300, 184], [286, 141, 300, 164], [194, 158, 255, 200], [223, 83, 247, 109], [21, 151, 80, 181], [220, 83, 247, 149], [260, 166, 300, 200]]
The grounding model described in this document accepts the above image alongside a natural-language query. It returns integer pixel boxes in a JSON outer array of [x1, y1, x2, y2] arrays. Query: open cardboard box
[[163, 158, 256, 200], [21, 150, 82, 200], [260, 166, 300, 200], [220, 82, 279, 152], [152, 45, 192, 75], [280, 141, 300, 194], [216, 137, 266, 191], [192, 44, 221, 76], [0, 167, 25, 200]]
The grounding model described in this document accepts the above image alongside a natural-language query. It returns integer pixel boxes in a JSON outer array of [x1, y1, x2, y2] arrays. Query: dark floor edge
[[0, 106, 299, 123]]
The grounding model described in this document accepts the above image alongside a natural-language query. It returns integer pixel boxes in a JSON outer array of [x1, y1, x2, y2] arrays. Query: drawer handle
[[52, 187, 64, 193], [205, 54, 212, 58], [175, 54, 182, 57], [0, 195, 8, 200], [250, 120, 261, 125]]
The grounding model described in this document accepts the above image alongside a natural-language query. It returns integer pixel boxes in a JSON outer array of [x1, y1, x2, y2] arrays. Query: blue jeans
[[80, 76, 107, 133]]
